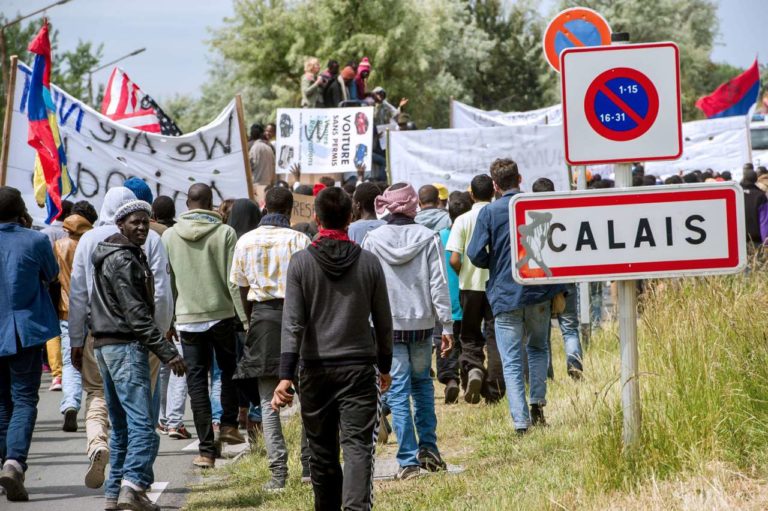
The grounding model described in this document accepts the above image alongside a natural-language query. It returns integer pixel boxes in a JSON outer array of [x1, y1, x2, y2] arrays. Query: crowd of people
[[1, 150, 766, 510]]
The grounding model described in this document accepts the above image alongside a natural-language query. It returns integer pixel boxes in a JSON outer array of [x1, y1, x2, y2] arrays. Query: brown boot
[[237, 407, 248, 430], [219, 425, 246, 445], [192, 455, 215, 468]]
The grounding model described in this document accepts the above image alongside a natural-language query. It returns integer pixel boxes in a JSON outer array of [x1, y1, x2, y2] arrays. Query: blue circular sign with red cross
[[584, 67, 660, 141]]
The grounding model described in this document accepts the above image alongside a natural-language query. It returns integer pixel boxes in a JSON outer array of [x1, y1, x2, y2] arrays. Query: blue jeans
[[389, 334, 439, 468], [96, 342, 159, 498], [590, 282, 604, 327], [495, 301, 551, 430], [158, 341, 187, 429], [210, 356, 222, 424], [0, 346, 42, 471], [557, 286, 583, 372], [59, 320, 83, 413]]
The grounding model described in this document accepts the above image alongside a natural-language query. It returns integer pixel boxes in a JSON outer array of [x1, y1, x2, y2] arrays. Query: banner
[[5, 61, 250, 225], [451, 100, 562, 129], [389, 125, 570, 193], [275, 107, 374, 174]]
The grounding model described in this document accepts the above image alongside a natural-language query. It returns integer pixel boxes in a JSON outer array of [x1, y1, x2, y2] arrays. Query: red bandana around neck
[[313, 228, 351, 245]]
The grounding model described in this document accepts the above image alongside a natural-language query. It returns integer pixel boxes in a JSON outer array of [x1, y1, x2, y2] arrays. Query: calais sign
[[510, 183, 746, 284], [275, 107, 373, 174]]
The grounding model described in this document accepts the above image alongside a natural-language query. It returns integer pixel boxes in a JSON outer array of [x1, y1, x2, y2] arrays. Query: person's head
[[592, 179, 614, 189], [531, 177, 555, 193], [448, 192, 472, 222], [294, 184, 313, 196], [375, 182, 418, 218], [396, 112, 411, 131], [642, 175, 657, 186], [265, 123, 276, 142], [372, 86, 386, 104], [72, 200, 98, 225], [265, 187, 294, 217], [314, 187, 352, 230], [682, 172, 700, 184], [0, 186, 27, 224], [340, 66, 356, 82], [326, 59, 339, 75], [418, 185, 440, 208], [664, 175, 683, 185], [742, 168, 758, 185], [721, 171, 732, 181], [743, 162, 755, 173], [319, 176, 336, 188], [357, 57, 371, 79], [60, 200, 74, 220], [218, 198, 236, 224], [152, 195, 176, 224], [186, 183, 213, 211], [632, 175, 644, 187], [115, 200, 152, 246], [470, 174, 495, 201], [249, 123, 265, 142], [432, 183, 449, 208], [702, 169, 715, 180], [757, 166, 768, 176], [227, 198, 262, 238], [631, 163, 645, 178], [342, 181, 356, 195], [353, 182, 382, 217], [489, 158, 520, 192], [304, 56, 320, 75], [123, 177, 153, 204], [99, 186, 137, 226]]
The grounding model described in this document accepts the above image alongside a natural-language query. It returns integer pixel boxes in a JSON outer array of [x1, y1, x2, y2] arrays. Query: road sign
[[543, 7, 612, 73], [561, 42, 682, 165], [509, 183, 746, 284]]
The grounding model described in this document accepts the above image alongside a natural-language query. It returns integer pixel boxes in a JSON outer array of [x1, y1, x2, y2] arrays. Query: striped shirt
[[230, 226, 311, 302]]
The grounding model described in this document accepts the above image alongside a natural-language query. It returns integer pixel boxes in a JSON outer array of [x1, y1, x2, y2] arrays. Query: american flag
[[101, 67, 182, 136]]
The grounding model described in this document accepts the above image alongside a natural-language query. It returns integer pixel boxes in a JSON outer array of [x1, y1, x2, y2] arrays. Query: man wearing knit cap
[[90, 200, 186, 511], [123, 177, 154, 205], [362, 183, 454, 480], [355, 57, 371, 98]]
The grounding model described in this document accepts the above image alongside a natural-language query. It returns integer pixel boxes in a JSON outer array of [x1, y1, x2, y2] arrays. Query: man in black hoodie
[[272, 187, 393, 511], [90, 200, 186, 511]]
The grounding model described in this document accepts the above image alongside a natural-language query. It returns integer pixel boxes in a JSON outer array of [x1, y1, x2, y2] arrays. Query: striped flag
[[26, 21, 76, 224], [101, 67, 182, 135], [695, 59, 761, 119]]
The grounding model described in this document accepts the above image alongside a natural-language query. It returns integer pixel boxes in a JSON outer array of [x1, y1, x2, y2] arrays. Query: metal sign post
[[575, 165, 591, 344]]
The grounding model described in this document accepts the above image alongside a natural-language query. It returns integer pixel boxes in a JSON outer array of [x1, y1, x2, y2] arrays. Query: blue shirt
[[0, 223, 61, 356], [439, 228, 462, 321], [467, 191, 562, 316]]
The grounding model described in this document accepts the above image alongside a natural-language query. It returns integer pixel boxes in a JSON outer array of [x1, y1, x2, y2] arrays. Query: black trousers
[[235, 331, 259, 410], [180, 317, 238, 458], [300, 364, 379, 511], [434, 320, 462, 385], [458, 290, 505, 402]]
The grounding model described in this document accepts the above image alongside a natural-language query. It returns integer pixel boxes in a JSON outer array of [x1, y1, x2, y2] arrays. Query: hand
[[315, 76, 324, 86], [379, 373, 392, 393], [398, 98, 409, 109], [165, 327, 178, 343], [271, 379, 295, 411], [167, 355, 187, 377], [440, 334, 454, 358], [71, 346, 83, 372], [356, 162, 366, 180], [289, 163, 301, 181]]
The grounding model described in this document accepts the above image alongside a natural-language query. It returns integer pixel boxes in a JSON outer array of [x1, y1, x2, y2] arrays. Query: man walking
[[414, 184, 451, 232], [90, 200, 186, 510], [162, 184, 247, 468], [363, 183, 453, 480], [0, 187, 60, 502], [273, 187, 392, 510], [230, 188, 310, 490]]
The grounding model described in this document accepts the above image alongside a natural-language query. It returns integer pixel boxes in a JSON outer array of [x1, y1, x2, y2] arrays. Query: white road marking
[[147, 482, 168, 503]]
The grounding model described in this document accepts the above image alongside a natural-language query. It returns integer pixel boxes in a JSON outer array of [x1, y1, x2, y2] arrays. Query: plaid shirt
[[230, 226, 310, 302]]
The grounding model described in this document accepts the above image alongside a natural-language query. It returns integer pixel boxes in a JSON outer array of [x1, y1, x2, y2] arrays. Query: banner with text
[[389, 124, 570, 193], [451, 100, 563, 129], [5, 62, 250, 224], [275, 107, 374, 174]]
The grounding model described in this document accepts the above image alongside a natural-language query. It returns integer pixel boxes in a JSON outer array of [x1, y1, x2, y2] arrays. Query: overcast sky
[[2, 0, 765, 103]]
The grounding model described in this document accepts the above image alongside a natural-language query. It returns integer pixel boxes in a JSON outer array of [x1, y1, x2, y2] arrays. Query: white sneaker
[[49, 376, 62, 391]]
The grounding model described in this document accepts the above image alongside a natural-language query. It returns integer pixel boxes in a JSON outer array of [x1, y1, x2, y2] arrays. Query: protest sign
[[389, 124, 570, 193], [275, 107, 374, 175], [291, 193, 315, 226], [2, 61, 251, 225], [450, 100, 562, 129]]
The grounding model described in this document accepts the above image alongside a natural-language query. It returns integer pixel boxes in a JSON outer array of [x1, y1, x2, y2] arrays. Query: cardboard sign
[[291, 193, 315, 226]]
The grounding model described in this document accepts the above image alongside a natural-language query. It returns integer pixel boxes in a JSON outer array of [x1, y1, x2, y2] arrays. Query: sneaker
[[192, 455, 215, 469], [0, 463, 28, 501], [85, 447, 109, 489], [530, 403, 547, 427], [395, 465, 421, 481], [168, 425, 192, 440], [377, 415, 391, 445], [42, 363, 51, 373], [117, 485, 159, 511], [417, 447, 447, 472], [49, 376, 62, 391], [444, 379, 460, 404], [262, 476, 286, 492], [104, 496, 119, 510], [156, 423, 168, 435], [464, 368, 483, 404], [301, 465, 311, 484], [219, 425, 246, 445], [63, 407, 78, 432]]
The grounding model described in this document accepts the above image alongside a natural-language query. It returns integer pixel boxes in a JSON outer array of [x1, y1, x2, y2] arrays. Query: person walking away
[[301, 57, 325, 108], [348, 183, 386, 244], [362, 183, 454, 480], [467, 159, 563, 433], [741, 168, 768, 249], [446, 174, 505, 404], [0, 187, 61, 502], [90, 200, 186, 511], [54, 201, 98, 433], [231, 188, 311, 490], [162, 184, 248, 469], [414, 185, 451, 232], [151, 196, 176, 230], [272, 187, 393, 510], [249, 124, 276, 187]]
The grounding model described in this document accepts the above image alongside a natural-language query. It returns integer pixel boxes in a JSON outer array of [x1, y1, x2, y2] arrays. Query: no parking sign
[[561, 42, 682, 165]]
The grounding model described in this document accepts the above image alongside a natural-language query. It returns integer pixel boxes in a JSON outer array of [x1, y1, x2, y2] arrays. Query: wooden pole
[[234, 94, 255, 201], [0, 55, 18, 187]]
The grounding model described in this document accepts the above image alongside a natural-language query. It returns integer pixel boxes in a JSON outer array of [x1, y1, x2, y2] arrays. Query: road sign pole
[[575, 166, 591, 345]]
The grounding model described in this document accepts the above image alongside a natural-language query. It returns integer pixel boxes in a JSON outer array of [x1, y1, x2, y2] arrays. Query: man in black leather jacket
[[90, 200, 186, 511]]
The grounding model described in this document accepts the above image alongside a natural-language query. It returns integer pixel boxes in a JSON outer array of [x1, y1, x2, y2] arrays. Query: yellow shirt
[[445, 202, 490, 291]]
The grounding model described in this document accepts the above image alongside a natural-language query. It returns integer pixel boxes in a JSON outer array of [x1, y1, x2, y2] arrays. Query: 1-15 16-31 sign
[[509, 183, 746, 284]]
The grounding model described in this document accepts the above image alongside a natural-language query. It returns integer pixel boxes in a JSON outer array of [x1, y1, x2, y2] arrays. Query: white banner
[[6, 61, 250, 224], [451, 100, 562, 128], [389, 125, 570, 193], [275, 107, 374, 174]]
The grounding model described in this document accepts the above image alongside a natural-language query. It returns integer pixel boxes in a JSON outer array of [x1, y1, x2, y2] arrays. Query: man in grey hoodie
[[362, 183, 454, 481], [414, 184, 451, 233]]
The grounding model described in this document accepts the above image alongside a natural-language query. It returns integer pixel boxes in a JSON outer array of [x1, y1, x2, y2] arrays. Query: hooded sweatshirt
[[279, 235, 393, 379], [68, 187, 173, 348], [162, 209, 246, 324], [415, 207, 451, 232], [362, 223, 453, 334], [54, 214, 93, 320]]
